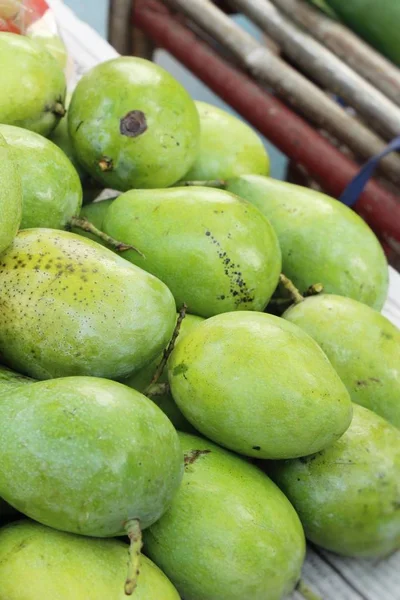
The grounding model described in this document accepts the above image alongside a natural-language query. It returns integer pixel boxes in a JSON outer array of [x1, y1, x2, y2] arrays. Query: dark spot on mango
[[173, 363, 189, 377], [184, 449, 211, 468], [120, 110, 148, 138]]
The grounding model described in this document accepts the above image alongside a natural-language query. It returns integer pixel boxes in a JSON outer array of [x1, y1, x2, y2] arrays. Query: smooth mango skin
[[0, 229, 176, 380], [103, 187, 282, 318], [0, 365, 34, 395], [0, 377, 183, 536], [0, 125, 82, 230], [144, 432, 305, 600], [267, 405, 400, 558], [183, 101, 269, 181], [0, 33, 66, 136], [68, 57, 200, 190], [0, 521, 180, 600], [225, 175, 388, 310], [284, 294, 400, 428], [125, 313, 203, 432], [168, 311, 352, 459], [0, 133, 21, 254]]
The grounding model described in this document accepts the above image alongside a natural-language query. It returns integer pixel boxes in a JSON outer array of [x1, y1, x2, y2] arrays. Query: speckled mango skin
[[103, 187, 282, 318], [183, 101, 269, 181], [267, 405, 400, 558], [144, 432, 305, 600], [0, 33, 66, 136], [0, 229, 177, 380], [284, 294, 400, 428], [125, 313, 204, 432], [68, 57, 200, 190], [0, 377, 183, 536], [168, 311, 352, 459], [0, 133, 21, 254], [0, 125, 82, 230], [0, 521, 180, 600], [225, 175, 388, 310]]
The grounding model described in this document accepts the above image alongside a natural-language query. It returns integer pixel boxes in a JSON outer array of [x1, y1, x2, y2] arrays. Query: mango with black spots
[[0, 229, 176, 380], [100, 186, 281, 318], [68, 57, 200, 190]]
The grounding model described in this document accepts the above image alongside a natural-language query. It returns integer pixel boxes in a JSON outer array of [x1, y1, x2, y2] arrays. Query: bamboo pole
[[161, 0, 400, 186], [229, 0, 400, 141], [272, 0, 400, 106], [134, 0, 400, 251], [108, 0, 133, 55]]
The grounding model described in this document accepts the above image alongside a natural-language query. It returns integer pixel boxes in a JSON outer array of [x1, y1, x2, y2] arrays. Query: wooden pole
[[134, 0, 400, 251], [229, 0, 400, 141], [108, 0, 133, 55], [272, 0, 400, 106], [161, 0, 400, 186]]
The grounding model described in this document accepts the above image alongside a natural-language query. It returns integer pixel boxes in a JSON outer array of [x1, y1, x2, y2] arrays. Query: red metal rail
[[133, 0, 400, 251]]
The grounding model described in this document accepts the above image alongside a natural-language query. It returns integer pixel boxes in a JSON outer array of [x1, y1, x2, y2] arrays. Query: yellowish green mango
[[0, 377, 183, 536], [225, 175, 388, 310], [28, 32, 68, 70], [102, 187, 281, 318], [168, 311, 352, 459], [0, 365, 34, 394], [268, 404, 400, 558], [0, 32, 66, 136], [0, 229, 176, 380], [68, 57, 200, 190], [284, 294, 400, 428], [0, 520, 180, 599], [144, 432, 305, 600], [183, 101, 269, 181], [125, 313, 204, 432], [0, 125, 82, 230], [0, 133, 21, 254]]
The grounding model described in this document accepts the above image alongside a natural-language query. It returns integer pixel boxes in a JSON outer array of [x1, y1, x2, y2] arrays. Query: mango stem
[[176, 179, 227, 189], [144, 303, 187, 397], [304, 283, 324, 297], [124, 519, 143, 596], [296, 579, 323, 600], [69, 217, 145, 257], [279, 274, 304, 304], [146, 382, 170, 397], [53, 101, 66, 117]]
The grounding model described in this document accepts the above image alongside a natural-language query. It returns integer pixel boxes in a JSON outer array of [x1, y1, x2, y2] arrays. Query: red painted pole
[[133, 0, 400, 251]]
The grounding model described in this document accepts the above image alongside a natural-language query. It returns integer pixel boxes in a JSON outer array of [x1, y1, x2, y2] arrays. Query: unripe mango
[[168, 311, 352, 458], [0, 133, 21, 254]]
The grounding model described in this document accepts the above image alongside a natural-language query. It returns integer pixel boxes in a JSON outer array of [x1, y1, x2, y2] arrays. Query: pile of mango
[[0, 31, 399, 600]]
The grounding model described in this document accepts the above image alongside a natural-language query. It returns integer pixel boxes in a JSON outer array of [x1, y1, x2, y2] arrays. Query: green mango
[[225, 175, 388, 310], [168, 311, 352, 459], [102, 187, 281, 318], [0, 133, 21, 254], [28, 32, 68, 70], [68, 57, 200, 191], [0, 365, 34, 395], [0, 229, 176, 380], [125, 313, 204, 432], [267, 404, 400, 558], [0, 520, 180, 599], [0, 376, 183, 536], [284, 294, 400, 428], [0, 33, 66, 136], [144, 432, 305, 600], [183, 101, 269, 181], [49, 94, 88, 183], [0, 124, 82, 230]]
